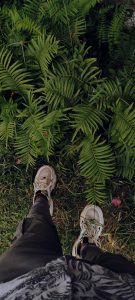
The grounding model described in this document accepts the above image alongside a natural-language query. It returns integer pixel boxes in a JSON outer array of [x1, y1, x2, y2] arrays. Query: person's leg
[[12, 191, 62, 254], [80, 241, 135, 276], [72, 205, 135, 276], [0, 166, 63, 283], [13, 191, 63, 254]]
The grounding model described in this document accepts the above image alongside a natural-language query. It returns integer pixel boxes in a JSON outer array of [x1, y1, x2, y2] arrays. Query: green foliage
[[28, 34, 59, 76], [98, 3, 129, 49], [87, 1, 134, 72], [22, 0, 46, 19], [108, 4, 128, 46], [0, 0, 135, 204], [0, 99, 17, 147], [111, 102, 135, 152], [73, 0, 102, 15], [71, 104, 107, 136], [79, 134, 115, 182], [85, 182, 107, 204], [15, 91, 65, 165], [0, 47, 32, 94], [116, 153, 135, 181], [44, 77, 75, 109]]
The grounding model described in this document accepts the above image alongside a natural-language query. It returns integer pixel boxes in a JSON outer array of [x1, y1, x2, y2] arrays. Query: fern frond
[[23, 0, 46, 20], [73, 0, 102, 15], [16, 15, 41, 36], [111, 102, 135, 152], [51, 46, 100, 94], [44, 77, 75, 109], [97, 78, 135, 110], [0, 100, 17, 147], [28, 34, 59, 76], [79, 133, 115, 182], [45, 0, 62, 22], [123, 80, 135, 103], [15, 131, 38, 166], [43, 110, 66, 127], [109, 4, 129, 48], [81, 58, 100, 86], [0, 47, 32, 93], [86, 181, 107, 204], [7, 6, 21, 26], [20, 91, 64, 127], [102, 79, 122, 100], [16, 91, 64, 163], [0, 7, 8, 45], [116, 152, 135, 180], [71, 104, 107, 137], [98, 5, 113, 44], [95, 79, 123, 110], [46, 1, 86, 45], [70, 16, 86, 40], [38, 127, 63, 158]]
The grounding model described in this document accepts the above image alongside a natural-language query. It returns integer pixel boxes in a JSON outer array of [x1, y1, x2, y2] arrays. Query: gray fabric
[[0, 256, 135, 300]]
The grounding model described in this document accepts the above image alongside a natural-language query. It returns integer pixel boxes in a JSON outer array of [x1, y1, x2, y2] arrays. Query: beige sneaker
[[33, 165, 57, 216], [72, 205, 104, 258]]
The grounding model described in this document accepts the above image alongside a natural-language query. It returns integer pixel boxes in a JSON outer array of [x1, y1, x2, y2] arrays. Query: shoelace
[[80, 219, 102, 246], [34, 178, 52, 198]]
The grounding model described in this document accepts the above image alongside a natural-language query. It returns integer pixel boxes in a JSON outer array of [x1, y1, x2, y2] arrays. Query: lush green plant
[[0, 0, 135, 204], [86, 1, 135, 73]]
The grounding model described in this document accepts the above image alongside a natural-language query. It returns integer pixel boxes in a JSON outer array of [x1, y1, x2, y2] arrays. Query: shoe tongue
[[82, 221, 98, 241]]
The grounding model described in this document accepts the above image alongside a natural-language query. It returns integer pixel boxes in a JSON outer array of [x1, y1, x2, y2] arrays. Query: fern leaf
[[15, 132, 38, 166], [23, 0, 46, 20], [111, 102, 135, 152], [0, 120, 15, 147], [0, 100, 17, 147], [28, 34, 59, 76], [98, 5, 113, 44], [71, 104, 107, 137], [86, 181, 107, 204], [45, 0, 62, 21], [116, 152, 135, 180], [123, 80, 135, 103], [16, 15, 41, 35], [51, 47, 100, 93], [79, 133, 115, 182], [0, 47, 32, 93], [81, 58, 100, 85], [7, 7, 21, 26], [102, 79, 122, 100], [70, 16, 86, 40], [95, 79, 123, 110], [46, 1, 86, 45], [43, 110, 66, 127], [0, 7, 8, 45], [15, 91, 64, 164], [109, 4, 129, 48], [44, 77, 75, 109], [73, 0, 102, 15]]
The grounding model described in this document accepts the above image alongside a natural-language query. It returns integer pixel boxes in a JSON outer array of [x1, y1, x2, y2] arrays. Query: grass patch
[[0, 155, 135, 261]]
